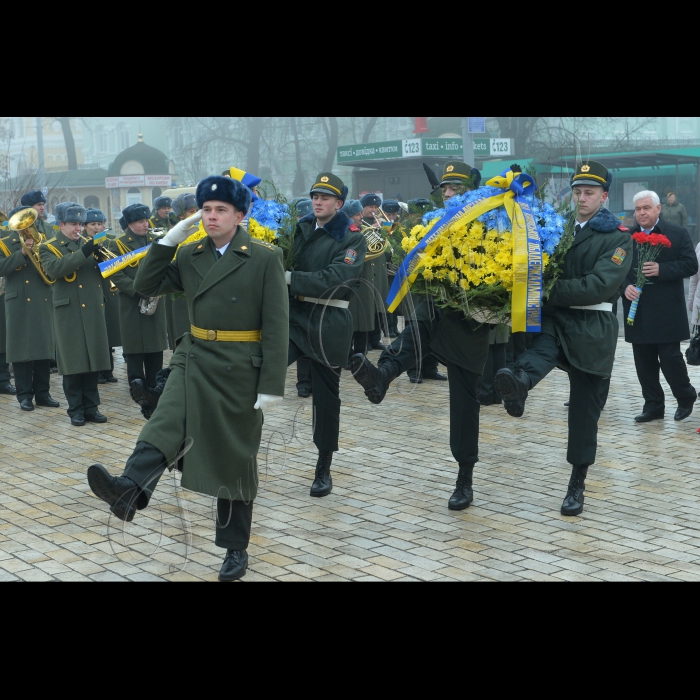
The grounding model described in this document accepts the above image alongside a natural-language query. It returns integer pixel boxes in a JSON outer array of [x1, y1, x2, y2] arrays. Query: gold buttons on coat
[[79, 285, 83, 288], [82, 304, 85, 308], [27, 298, 30, 302]]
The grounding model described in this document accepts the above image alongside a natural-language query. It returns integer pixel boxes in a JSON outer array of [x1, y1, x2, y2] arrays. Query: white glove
[[159, 211, 203, 247], [254, 394, 284, 411], [285, 271, 292, 285]]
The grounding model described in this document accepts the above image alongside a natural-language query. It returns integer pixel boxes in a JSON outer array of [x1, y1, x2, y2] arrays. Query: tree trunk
[[362, 117, 379, 143], [58, 117, 78, 170], [322, 117, 339, 172], [290, 117, 306, 196], [246, 117, 263, 174]]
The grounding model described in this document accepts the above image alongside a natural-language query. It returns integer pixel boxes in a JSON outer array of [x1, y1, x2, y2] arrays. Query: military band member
[[87, 176, 289, 581], [149, 196, 177, 231], [494, 161, 632, 516], [0, 208, 58, 409], [106, 204, 168, 405], [293, 197, 315, 398], [163, 192, 198, 352], [351, 161, 488, 512], [84, 209, 120, 384], [287, 173, 366, 496], [39, 203, 110, 425], [20, 190, 53, 238], [0, 259, 15, 395]]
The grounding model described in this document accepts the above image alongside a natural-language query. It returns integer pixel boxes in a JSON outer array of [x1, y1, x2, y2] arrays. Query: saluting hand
[[160, 210, 203, 247]]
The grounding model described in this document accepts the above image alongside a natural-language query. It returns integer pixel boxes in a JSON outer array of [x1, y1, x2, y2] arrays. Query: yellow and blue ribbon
[[99, 245, 152, 278], [385, 169, 543, 333]]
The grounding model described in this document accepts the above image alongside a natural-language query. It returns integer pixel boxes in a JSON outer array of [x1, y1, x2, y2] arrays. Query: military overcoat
[[0, 233, 55, 363], [99, 233, 121, 348], [105, 231, 167, 355], [544, 207, 632, 377], [288, 212, 367, 368], [39, 232, 110, 375], [134, 227, 289, 501]]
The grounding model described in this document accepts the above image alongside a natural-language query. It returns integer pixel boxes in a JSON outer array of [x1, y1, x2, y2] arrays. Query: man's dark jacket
[[621, 217, 698, 344]]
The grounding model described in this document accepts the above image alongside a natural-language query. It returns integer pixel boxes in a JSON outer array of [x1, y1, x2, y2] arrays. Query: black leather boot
[[87, 463, 140, 522], [310, 451, 333, 497], [219, 550, 249, 582], [130, 379, 161, 412], [448, 463, 474, 511], [494, 367, 531, 417], [561, 464, 588, 516], [349, 354, 400, 405]]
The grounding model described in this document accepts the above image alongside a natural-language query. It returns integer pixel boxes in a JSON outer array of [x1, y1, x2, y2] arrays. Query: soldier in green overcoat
[[495, 161, 633, 517], [20, 190, 54, 239], [87, 176, 289, 582], [84, 209, 120, 384], [39, 202, 111, 426], [0, 208, 59, 411], [149, 195, 178, 231], [287, 172, 366, 498], [105, 204, 167, 396]]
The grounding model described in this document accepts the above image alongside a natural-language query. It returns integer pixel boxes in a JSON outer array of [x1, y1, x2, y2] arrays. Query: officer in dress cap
[[39, 202, 111, 426], [494, 160, 633, 517], [104, 204, 168, 410], [87, 174, 288, 581]]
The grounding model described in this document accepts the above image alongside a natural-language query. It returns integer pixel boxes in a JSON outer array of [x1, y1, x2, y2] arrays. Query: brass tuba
[[7, 207, 55, 285]]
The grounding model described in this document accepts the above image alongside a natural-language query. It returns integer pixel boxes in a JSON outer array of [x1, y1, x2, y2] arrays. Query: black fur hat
[[55, 201, 84, 224], [382, 199, 400, 214], [119, 216, 128, 231], [153, 196, 173, 211], [294, 198, 312, 217], [8, 205, 30, 219], [172, 193, 198, 218], [85, 208, 106, 224], [360, 193, 382, 208], [122, 203, 151, 224], [20, 190, 46, 207], [196, 175, 252, 215]]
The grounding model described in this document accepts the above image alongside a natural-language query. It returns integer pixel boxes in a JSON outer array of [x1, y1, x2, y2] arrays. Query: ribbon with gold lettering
[[385, 169, 542, 332]]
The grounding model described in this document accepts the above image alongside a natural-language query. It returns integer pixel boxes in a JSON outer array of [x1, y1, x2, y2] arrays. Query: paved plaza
[[1, 334, 699, 582]]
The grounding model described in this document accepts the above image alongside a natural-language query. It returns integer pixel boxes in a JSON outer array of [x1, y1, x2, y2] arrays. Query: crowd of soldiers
[[1, 157, 687, 582]]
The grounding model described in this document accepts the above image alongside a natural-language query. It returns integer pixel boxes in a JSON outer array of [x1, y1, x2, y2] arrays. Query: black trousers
[[123, 441, 253, 551], [479, 343, 507, 403], [288, 341, 341, 453], [62, 372, 100, 417], [100, 350, 115, 379], [369, 316, 382, 346], [632, 342, 697, 412], [507, 332, 535, 368], [0, 352, 10, 383], [296, 357, 312, 392], [13, 360, 51, 402], [382, 319, 438, 376], [124, 352, 163, 388], [446, 362, 481, 465], [516, 333, 603, 466]]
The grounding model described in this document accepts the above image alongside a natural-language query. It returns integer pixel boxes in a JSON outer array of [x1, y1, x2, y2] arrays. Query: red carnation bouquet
[[626, 231, 672, 325]]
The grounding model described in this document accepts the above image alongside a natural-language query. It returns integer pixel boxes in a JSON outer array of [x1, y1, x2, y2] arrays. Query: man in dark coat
[[39, 203, 111, 425], [287, 172, 366, 497], [106, 204, 168, 402], [495, 161, 633, 517], [622, 190, 698, 422], [84, 208, 120, 384], [350, 162, 487, 513], [0, 207, 59, 410], [87, 176, 289, 582]]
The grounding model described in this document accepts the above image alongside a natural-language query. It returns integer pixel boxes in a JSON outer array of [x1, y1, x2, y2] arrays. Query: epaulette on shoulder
[[618, 225, 629, 232], [251, 239, 277, 251]]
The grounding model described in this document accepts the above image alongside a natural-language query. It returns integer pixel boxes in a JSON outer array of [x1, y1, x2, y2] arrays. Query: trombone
[[7, 207, 55, 286], [77, 230, 119, 292]]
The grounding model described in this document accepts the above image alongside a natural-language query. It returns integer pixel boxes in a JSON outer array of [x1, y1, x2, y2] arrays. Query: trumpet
[[78, 231, 119, 292], [7, 207, 55, 286]]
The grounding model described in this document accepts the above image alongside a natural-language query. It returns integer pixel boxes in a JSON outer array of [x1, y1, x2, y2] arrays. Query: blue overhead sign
[[468, 117, 485, 134]]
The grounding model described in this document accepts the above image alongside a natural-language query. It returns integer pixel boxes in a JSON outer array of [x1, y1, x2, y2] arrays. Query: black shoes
[[0, 382, 17, 395], [370, 342, 386, 351], [97, 375, 106, 385], [20, 399, 34, 411], [219, 550, 249, 581], [36, 395, 60, 408], [561, 464, 588, 516], [85, 412, 107, 423], [297, 387, 311, 398], [130, 379, 164, 419], [310, 451, 333, 497], [634, 409, 664, 423], [423, 370, 447, 381], [675, 405, 694, 421], [71, 414, 86, 426], [87, 463, 139, 522], [494, 367, 531, 417], [349, 354, 400, 405], [408, 372, 422, 384], [448, 463, 474, 511]]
